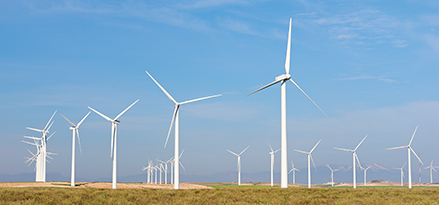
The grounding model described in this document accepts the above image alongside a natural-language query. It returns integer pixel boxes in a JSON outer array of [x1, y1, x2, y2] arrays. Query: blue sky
[[1, 0, 439, 182]]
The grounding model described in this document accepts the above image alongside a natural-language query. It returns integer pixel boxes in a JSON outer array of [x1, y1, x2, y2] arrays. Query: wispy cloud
[[424, 34, 439, 53], [176, 0, 250, 9], [338, 75, 396, 83]]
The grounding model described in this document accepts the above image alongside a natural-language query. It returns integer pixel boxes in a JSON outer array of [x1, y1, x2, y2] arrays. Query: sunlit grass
[[1, 186, 439, 204]]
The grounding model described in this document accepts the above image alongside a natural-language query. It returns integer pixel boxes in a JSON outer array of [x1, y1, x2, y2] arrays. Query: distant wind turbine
[[334, 135, 367, 188], [247, 18, 327, 188], [227, 146, 249, 185], [288, 160, 300, 184], [393, 162, 406, 187], [88, 99, 139, 189], [326, 165, 340, 187], [60, 112, 90, 187], [24, 111, 57, 182], [361, 165, 372, 186], [145, 70, 221, 189], [268, 143, 280, 186], [424, 160, 437, 184], [142, 160, 153, 184], [294, 140, 321, 188], [387, 126, 423, 188]]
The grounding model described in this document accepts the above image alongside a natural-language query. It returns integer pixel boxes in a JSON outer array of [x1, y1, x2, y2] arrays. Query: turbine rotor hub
[[275, 74, 291, 81]]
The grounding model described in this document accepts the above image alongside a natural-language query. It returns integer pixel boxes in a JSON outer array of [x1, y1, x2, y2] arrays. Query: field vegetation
[[1, 185, 439, 204]]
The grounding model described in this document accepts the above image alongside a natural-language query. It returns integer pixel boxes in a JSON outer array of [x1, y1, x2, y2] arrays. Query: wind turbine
[[268, 143, 280, 186], [424, 160, 437, 184], [387, 126, 423, 188], [157, 159, 170, 184], [88, 99, 139, 189], [326, 165, 340, 187], [25, 111, 57, 182], [60, 112, 90, 187], [334, 135, 367, 188], [361, 165, 372, 186], [247, 18, 327, 188], [142, 160, 153, 184], [288, 160, 300, 184], [145, 70, 221, 189], [168, 149, 186, 184], [293, 140, 321, 188], [393, 162, 406, 187], [23, 138, 42, 180], [227, 146, 250, 185]]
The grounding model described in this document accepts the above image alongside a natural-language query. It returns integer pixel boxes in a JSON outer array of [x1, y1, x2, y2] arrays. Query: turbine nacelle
[[275, 74, 291, 81]]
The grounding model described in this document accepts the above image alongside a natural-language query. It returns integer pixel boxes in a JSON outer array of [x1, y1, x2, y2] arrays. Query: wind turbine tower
[[145, 70, 221, 189], [288, 160, 300, 184], [362, 165, 372, 186], [247, 18, 327, 188], [387, 126, 423, 188], [227, 146, 250, 185], [60, 112, 90, 187], [425, 160, 437, 184], [293, 140, 321, 188], [393, 162, 406, 187], [334, 135, 367, 188], [88, 99, 139, 189]]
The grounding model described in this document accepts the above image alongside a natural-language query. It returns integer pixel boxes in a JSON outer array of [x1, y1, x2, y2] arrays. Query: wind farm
[[2, 0, 439, 204]]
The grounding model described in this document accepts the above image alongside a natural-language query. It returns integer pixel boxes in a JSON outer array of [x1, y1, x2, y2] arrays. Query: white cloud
[[338, 75, 396, 83], [424, 34, 439, 53]]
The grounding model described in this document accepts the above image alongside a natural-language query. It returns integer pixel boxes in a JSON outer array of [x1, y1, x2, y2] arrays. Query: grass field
[[2, 185, 439, 204]]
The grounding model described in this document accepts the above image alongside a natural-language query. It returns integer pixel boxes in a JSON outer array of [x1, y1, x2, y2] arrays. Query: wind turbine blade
[[21, 140, 38, 146], [326, 164, 332, 171], [285, 18, 292, 75], [288, 169, 293, 174], [334, 147, 353, 152], [293, 149, 309, 155], [333, 169, 340, 172], [355, 153, 362, 169], [24, 136, 41, 140], [46, 121, 55, 132], [145, 70, 177, 104], [268, 142, 274, 152], [227, 149, 239, 157], [27, 149, 35, 156], [309, 140, 321, 154], [354, 135, 367, 151], [239, 146, 250, 156], [386, 146, 407, 150], [274, 149, 281, 153], [26, 127, 44, 133], [289, 79, 327, 117], [179, 161, 186, 171], [44, 110, 57, 131], [60, 113, 76, 127], [408, 125, 419, 146], [247, 80, 282, 96], [76, 129, 83, 158], [77, 111, 91, 128], [180, 94, 222, 105], [88, 106, 113, 122], [179, 149, 185, 159], [47, 131, 55, 141], [410, 147, 423, 165], [164, 106, 179, 148], [114, 99, 139, 121], [402, 162, 406, 169], [310, 155, 317, 172]]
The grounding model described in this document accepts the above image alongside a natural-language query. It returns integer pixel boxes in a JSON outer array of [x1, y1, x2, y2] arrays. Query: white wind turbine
[[88, 99, 139, 189], [393, 162, 406, 187], [23, 138, 42, 180], [24, 111, 57, 182], [268, 143, 280, 186], [326, 165, 340, 187], [361, 165, 372, 186], [157, 159, 170, 184], [334, 135, 367, 188], [142, 160, 153, 184], [424, 160, 437, 184], [247, 18, 327, 188], [227, 146, 250, 186], [145, 70, 221, 189], [387, 126, 423, 188], [288, 160, 300, 184], [60, 112, 90, 187], [293, 140, 321, 188]]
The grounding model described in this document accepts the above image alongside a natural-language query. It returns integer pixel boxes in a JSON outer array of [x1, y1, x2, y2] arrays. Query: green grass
[[1, 186, 439, 204]]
